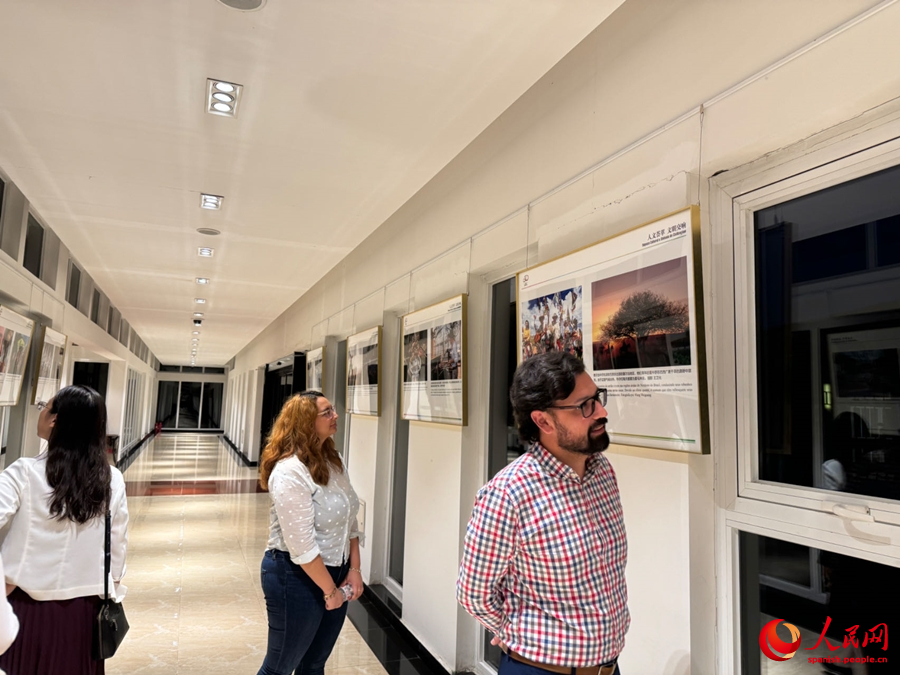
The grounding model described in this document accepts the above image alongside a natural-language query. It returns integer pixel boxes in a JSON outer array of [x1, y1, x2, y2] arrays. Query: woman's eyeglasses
[[36, 401, 49, 412], [317, 406, 338, 419]]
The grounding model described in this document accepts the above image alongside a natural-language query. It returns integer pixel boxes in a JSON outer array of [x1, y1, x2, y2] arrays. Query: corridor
[[112, 434, 403, 675]]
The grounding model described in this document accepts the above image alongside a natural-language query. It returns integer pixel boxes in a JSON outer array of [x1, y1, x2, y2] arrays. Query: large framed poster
[[306, 347, 325, 393], [32, 326, 68, 405], [0, 306, 36, 407], [517, 206, 708, 453], [401, 295, 466, 425], [347, 326, 381, 416]]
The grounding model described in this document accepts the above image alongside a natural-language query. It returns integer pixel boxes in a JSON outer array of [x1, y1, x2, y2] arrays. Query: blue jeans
[[499, 652, 620, 675], [257, 549, 350, 675]]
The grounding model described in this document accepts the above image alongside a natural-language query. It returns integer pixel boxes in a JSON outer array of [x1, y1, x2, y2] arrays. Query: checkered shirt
[[457, 443, 629, 667]]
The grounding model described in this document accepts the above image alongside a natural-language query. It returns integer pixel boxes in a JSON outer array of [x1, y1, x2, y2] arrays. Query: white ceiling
[[0, 0, 624, 365]]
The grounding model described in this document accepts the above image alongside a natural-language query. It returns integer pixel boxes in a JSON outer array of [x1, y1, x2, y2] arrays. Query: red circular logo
[[759, 619, 801, 661]]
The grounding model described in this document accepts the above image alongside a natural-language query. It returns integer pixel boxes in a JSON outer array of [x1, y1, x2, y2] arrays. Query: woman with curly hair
[[0, 385, 128, 675], [257, 390, 362, 675]]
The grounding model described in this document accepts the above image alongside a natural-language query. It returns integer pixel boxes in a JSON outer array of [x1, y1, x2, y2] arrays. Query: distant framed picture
[[400, 295, 466, 425], [517, 206, 708, 453], [0, 306, 36, 407], [347, 326, 381, 416], [306, 347, 325, 393], [32, 326, 68, 406]]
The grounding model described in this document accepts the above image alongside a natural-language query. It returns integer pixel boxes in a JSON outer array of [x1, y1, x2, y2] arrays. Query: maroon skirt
[[0, 589, 104, 675]]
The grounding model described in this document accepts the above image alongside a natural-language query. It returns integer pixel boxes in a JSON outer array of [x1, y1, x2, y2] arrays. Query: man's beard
[[557, 418, 610, 455]]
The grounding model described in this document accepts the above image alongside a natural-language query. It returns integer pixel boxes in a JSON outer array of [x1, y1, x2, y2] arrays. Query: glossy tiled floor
[[111, 434, 391, 675]]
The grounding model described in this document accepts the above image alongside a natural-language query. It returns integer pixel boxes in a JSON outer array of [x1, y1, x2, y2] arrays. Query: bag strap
[[104, 509, 112, 601]]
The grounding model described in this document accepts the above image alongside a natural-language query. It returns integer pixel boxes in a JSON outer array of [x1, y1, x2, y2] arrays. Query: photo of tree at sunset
[[591, 257, 691, 370]]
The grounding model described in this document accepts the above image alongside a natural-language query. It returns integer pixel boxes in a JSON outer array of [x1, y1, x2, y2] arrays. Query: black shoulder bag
[[93, 509, 129, 660]]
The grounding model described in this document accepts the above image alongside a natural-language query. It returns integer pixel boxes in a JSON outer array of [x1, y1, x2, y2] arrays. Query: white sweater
[[0, 454, 128, 602]]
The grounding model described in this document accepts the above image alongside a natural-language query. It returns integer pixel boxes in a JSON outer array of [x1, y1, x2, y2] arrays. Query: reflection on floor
[[112, 434, 410, 675]]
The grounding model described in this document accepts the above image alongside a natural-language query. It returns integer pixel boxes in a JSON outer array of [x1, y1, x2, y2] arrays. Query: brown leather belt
[[501, 645, 618, 675]]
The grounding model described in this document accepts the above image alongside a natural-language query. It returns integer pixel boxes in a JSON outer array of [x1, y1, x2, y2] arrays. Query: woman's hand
[[324, 587, 345, 611], [344, 568, 364, 601]]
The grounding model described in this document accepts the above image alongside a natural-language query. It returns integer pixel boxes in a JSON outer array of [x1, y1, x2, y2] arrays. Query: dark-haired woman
[[257, 391, 362, 675], [0, 385, 128, 675]]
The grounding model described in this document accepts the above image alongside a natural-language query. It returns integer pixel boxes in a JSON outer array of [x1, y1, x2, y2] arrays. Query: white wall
[[347, 415, 380, 578], [229, 1, 900, 672], [403, 423, 464, 672]]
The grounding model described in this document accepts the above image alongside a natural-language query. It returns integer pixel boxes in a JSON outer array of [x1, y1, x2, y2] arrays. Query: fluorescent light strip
[[198, 248, 214, 257]]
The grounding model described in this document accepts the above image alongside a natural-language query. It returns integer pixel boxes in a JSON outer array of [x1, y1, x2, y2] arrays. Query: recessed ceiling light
[[207, 79, 243, 117], [200, 194, 223, 210], [195, 277, 210, 285], [198, 247, 214, 257], [197, 228, 221, 236], [194, 298, 206, 304], [192, 331, 200, 335], [193, 312, 204, 318]]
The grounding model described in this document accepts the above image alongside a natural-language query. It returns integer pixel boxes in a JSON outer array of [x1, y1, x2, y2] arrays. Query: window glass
[[159, 365, 180, 373], [740, 532, 897, 674], [23, 215, 43, 278], [67, 262, 81, 307], [754, 164, 900, 500], [156, 381, 179, 427], [177, 382, 202, 429], [91, 290, 101, 323], [200, 382, 224, 429]]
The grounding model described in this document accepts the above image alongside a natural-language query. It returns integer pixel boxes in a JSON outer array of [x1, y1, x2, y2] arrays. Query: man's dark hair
[[510, 351, 586, 444]]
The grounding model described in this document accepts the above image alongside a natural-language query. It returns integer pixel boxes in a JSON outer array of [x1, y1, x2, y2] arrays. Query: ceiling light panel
[[198, 247, 215, 257], [206, 79, 243, 118], [195, 277, 210, 285], [200, 194, 223, 210], [194, 298, 207, 304]]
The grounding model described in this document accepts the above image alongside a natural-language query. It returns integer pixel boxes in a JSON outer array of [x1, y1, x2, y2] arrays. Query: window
[[754, 163, 900, 501], [201, 382, 224, 429], [121, 368, 146, 454], [67, 261, 81, 308], [0, 176, 5, 237], [204, 367, 225, 374], [22, 215, 44, 278], [90, 290, 101, 324], [159, 364, 180, 373], [713, 112, 900, 675]]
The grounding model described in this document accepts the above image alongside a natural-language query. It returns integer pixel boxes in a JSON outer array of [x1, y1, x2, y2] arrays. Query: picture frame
[[31, 326, 68, 405], [0, 306, 37, 407], [400, 294, 467, 425], [305, 346, 325, 393], [346, 326, 381, 416], [517, 206, 709, 453]]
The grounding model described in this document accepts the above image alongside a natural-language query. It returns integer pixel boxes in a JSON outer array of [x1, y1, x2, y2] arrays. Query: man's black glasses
[[547, 388, 607, 418]]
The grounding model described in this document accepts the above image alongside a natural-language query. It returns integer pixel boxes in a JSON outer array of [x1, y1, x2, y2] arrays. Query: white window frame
[[711, 98, 900, 675]]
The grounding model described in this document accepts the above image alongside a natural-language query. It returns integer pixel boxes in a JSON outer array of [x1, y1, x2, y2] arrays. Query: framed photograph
[[347, 326, 381, 416], [401, 295, 466, 425], [0, 306, 36, 407], [517, 206, 709, 453], [32, 326, 68, 405], [305, 347, 325, 393]]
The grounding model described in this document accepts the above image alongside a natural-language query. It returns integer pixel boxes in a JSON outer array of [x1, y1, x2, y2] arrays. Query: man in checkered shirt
[[458, 351, 628, 675]]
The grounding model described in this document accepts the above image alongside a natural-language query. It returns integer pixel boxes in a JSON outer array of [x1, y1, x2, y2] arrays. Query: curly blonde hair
[[258, 392, 343, 489]]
